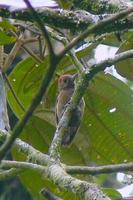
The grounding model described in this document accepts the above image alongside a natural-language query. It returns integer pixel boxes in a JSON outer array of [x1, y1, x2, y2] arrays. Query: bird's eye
[[64, 79, 67, 83]]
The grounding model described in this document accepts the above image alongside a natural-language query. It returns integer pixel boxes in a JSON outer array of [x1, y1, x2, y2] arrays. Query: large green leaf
[[78, 73, 133, 164], [115, 34, 133, 81], [8, 57, 49, 118]]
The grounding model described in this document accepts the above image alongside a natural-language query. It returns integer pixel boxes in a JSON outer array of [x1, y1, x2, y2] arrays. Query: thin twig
[[23, 0, 54, 57], [62, 37, 84, 72], [22, 45, 43, 63], [3, 34, 24, 73], [4, 73, 25, 112], [40, 188, 62, 200], [0, 168, 22, 180], [11, 31, 43, 63], [66, 162, 133, 175], [23, 37, 39, 44]]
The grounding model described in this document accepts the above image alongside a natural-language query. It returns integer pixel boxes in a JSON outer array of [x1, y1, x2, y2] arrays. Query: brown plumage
[[56, 74, 85, 145]]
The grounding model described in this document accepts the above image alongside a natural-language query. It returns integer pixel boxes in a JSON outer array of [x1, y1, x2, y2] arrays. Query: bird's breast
[[56, 89, 74, 119]]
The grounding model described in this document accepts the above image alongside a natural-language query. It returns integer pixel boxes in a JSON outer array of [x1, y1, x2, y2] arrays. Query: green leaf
[[102, 31, 133, 47], [0, 31, 16, 45], [8, 57, 49, 118], [115, 34, 133, 81], [79, 73, 133, 164], [103, 188, 122, 200]]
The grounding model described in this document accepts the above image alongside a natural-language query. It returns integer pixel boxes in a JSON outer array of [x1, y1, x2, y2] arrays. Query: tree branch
[[66, 162, 133, 175], [3, 34, 24, 72], [0, 7, 133, 32], [1, 131, 133, 177], [4, 72, 26, 113], [0, 130, 50, 165], [1, 160, 45, 173]]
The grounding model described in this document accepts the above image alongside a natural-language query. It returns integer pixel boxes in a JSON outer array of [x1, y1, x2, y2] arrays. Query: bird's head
[[58, 74, 77, 90]]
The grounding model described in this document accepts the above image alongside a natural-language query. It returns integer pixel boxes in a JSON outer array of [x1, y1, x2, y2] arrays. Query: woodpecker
[[56, 74, 85, 145]]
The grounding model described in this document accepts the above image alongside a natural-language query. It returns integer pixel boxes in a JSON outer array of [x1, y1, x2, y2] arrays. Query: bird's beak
[[72, 73, 78, 80]]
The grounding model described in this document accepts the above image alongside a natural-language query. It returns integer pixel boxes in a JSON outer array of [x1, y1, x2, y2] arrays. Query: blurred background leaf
[[0, 31, 16, 45]]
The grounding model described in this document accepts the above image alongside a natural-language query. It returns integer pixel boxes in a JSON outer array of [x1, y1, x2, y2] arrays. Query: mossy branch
[[0, 7, 133, 32]]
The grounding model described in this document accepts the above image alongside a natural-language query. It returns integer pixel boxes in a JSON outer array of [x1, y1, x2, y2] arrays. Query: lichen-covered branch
[[0, 7, 133, 32], [69, 0, 133, 14], [1, 131, 133, 177], [47, 164, 111, 200], [0, 131, 111, 200], [0, 130, 50, 165]]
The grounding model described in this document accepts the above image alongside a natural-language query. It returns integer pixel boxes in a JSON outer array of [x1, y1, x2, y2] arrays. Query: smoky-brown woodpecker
[[56, 74, 85, 145]]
